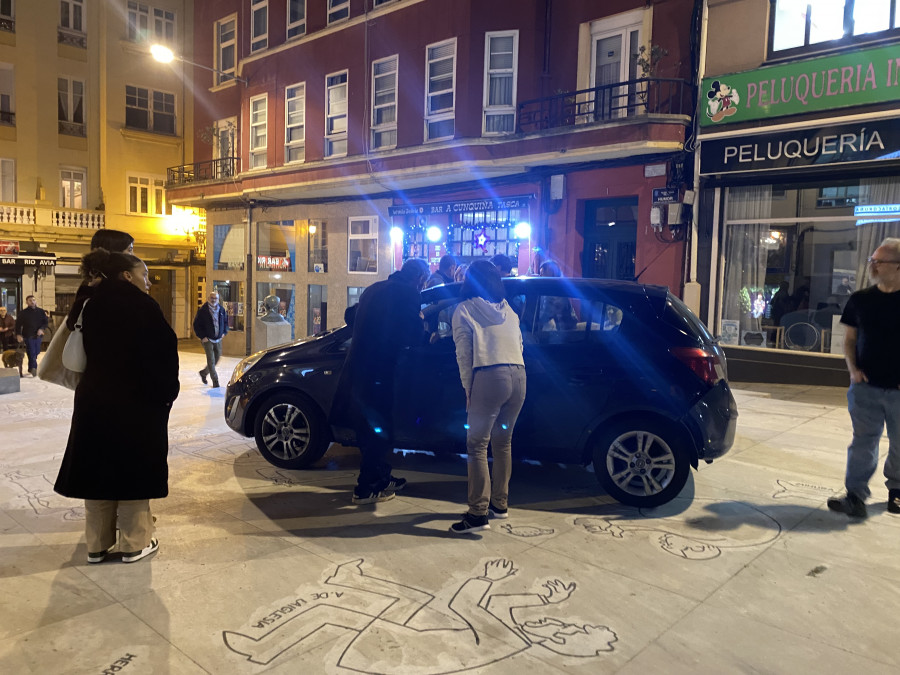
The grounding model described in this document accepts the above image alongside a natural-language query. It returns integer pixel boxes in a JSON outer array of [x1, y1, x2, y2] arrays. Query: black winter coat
[[329, 271, 425, 430], [54, 280, 180, 500]]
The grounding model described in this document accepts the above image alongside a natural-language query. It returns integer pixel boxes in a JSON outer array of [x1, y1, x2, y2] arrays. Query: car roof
[[421, 276, 670, 301]]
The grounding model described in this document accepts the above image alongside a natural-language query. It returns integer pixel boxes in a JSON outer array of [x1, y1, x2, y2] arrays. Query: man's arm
[[192, 306, 206, 340], [843, 325, 866, 383]]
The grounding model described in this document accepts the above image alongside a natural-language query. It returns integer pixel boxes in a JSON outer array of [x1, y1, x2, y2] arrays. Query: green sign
[[700, 44, 900, 127]]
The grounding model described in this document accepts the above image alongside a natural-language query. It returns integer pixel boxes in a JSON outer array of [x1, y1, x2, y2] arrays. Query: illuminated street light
[[426, 226, 443, 242], [150, 43, 248, 85], [390, 226, 404, 244], [514, 222, 532, 239]]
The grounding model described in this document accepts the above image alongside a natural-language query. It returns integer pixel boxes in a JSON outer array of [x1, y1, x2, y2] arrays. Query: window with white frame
[[249, 94, 267, 169], [425, 39, 456, 141], [215, 16, 237, 85], [58, 77, 85, 133], [127, 2, 149, 41], [125, 85, 175, 134], [251, 0, 267, 52], [285, 82, 305, 163], [60, 168, 85, 209], [483, 31, 518, 134], [325, 71, 348, 157], [153, 7, 175, 42], [127, 175, 166, 215], [60, 0, 84, 33], [0, 158, 14, 202], [287, 0, 305, 39], [327, 0, 349, 24], [371, 55, 397, 150], [771, 0, 900, 56], [129, 4, 175, 43], [589, 12, 642, 120], [1, 64, 14, 125], [348, 217, 378, 273]]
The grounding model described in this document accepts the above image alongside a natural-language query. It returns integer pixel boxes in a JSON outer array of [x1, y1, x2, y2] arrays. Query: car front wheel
[[253, 393, 330, 469], [592, 419, 690, 507]]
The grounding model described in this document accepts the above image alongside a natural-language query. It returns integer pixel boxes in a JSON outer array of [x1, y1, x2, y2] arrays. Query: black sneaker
[[449, 513, 490, 534], [352, 491, 396, 505], [827, 493, 867, 518], [385, 476, 407, 492], [488, 503, 508, 519], [888, 489, 900, 514], [122, 538, 159, 563], [199, 370, 208, 385]]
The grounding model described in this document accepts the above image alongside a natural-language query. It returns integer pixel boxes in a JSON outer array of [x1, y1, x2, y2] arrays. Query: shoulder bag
[[61, 300, 89, 373]]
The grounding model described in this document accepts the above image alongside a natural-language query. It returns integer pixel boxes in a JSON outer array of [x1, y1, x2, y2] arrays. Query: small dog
[[2, 343, 26, 377]]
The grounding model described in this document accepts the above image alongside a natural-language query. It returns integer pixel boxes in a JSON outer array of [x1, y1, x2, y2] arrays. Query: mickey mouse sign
[[706, 80, 741, 123]]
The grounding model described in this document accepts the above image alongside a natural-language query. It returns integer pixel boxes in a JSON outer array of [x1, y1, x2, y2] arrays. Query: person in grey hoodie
[[450, 260, 526, 534]]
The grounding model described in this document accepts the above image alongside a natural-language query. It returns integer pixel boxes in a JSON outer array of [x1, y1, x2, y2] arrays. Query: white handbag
[[62, 300, 88, 373]]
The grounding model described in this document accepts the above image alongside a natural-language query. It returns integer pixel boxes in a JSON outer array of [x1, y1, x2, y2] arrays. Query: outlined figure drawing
[[223, 558, 617, 672]]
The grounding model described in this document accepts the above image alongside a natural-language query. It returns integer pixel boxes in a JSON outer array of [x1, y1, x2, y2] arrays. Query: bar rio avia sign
[[700, 44, 900, 127], [699, 119, 900, 175]]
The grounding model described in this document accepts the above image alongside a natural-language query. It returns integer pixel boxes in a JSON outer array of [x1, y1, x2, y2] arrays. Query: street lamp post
[[150, 44, 248, 85]]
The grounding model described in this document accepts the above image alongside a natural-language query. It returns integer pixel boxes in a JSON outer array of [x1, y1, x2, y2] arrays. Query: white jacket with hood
[[451, 297, 524, 396]]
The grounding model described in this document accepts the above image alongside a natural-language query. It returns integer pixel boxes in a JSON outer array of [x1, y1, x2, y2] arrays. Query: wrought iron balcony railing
[[517, 78, 691, 134], [0, 110, 13, 126], [167, 157, 240, 188]]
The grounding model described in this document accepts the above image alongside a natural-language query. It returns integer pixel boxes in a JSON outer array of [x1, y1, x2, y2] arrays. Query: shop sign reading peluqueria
[[700, 44, 900, 127], [699, 119, 900, 176]]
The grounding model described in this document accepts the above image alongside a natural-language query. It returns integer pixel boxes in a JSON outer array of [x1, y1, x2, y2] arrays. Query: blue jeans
[[25, 336, 42, 371], [846, 382, 900, 499]]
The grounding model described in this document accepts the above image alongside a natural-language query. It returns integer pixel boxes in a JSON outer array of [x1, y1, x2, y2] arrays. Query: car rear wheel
[[592, 419, 690, 507], [253, 393, 330, 469]]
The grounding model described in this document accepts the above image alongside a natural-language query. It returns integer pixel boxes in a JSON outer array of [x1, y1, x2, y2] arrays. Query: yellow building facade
[[0, 0, 201, 337]]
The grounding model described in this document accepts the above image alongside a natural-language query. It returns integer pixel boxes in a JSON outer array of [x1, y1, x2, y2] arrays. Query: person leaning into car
[[449, 260, 526, 534], [330, 258, 430, 504]]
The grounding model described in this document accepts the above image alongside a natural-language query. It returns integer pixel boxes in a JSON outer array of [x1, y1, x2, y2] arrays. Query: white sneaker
[[122, 538, 159, 563], [87, 545, 115, 564]]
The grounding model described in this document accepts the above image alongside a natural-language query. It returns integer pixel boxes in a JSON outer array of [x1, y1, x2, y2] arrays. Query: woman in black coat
[[54, 250, 180, 564]]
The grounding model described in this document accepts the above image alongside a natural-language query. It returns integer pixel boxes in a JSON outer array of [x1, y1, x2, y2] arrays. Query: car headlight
[[229, 351, 265, 385]]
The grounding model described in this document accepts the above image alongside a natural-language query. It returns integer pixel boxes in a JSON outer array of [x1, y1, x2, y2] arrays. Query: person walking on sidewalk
[[15, 295, 48, 377], [330, 258, 429, 504], [193, 291, 228, 388], [828, 237, 900, 518], [54, 250, 180, 564], [450, 260, 526, 534]]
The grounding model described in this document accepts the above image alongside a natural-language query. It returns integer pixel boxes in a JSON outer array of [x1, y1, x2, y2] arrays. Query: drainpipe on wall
[[683, 0, 709, 317], [245, 204, 253, 357]]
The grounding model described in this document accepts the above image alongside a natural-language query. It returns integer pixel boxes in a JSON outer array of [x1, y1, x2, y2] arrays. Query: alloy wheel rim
[[261, 403, 311, 460], [605, 430, 676, 497]]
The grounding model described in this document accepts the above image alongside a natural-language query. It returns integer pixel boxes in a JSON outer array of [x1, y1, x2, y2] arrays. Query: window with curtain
[[425, 39, 456, 141], [483, 31, 518, 134], [371, 56, 397, 149]]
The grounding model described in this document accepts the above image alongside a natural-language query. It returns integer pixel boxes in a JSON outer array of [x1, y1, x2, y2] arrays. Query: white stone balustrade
[[0, 203, 36, 224], [51, 208, 105, 229]]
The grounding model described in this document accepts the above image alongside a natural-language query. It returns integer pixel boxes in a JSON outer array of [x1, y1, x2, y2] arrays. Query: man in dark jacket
[[424, 254, 457, 289], [15, 295, 48, 376], [331, 258, 429, 503], [193, 291, 228, 388]]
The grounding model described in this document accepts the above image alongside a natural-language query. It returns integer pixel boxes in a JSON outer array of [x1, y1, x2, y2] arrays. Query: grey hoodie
[[451, 297, 524, 396]]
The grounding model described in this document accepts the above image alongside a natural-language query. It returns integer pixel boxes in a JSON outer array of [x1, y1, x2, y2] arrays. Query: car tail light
[[671, 347, 725, 385]]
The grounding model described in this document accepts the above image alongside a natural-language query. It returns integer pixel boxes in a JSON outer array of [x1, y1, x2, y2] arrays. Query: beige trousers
[[465, 365, 527, 516], [84, 499, 155, 553]]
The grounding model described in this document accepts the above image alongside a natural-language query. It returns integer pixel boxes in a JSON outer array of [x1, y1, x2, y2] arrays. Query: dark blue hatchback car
[[225, 277, 737, 507]]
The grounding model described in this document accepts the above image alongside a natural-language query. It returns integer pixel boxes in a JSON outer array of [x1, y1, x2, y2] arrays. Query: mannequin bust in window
[[261, 295, 288, 323]]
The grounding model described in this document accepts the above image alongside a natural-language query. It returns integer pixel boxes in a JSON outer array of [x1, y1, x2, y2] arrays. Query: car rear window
[[664, 293, 714, 341]]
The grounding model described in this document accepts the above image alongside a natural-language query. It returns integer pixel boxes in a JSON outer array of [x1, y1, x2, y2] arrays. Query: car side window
[[532, 297, 623, 344], [423, 298, 461, 344]]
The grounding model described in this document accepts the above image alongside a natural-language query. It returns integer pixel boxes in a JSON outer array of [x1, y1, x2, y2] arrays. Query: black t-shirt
[[840, 286, 900, 388]]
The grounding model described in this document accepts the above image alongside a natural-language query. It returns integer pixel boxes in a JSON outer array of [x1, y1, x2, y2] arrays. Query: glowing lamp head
[[150, 44, 175, 64], [390, 227, 404, 244], [426, 226, 443, 243], [514, 222, 532, 239]]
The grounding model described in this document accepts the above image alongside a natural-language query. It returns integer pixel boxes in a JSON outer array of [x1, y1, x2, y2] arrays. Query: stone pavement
[[0, 351, 898, 674]]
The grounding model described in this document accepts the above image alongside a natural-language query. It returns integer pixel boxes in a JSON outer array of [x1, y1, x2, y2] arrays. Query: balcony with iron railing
[[167, 157, 240, 188], [0, 110, 14, 126], [517, 78, 691, 133]]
